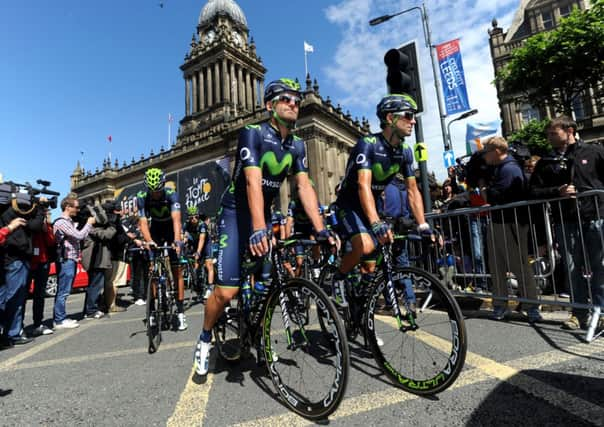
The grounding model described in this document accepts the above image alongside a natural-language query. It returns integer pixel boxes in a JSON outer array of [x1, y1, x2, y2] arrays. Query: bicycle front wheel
[[366, 266, 467, 395], [146, 277, 161, 353], [262, 278, 349, 420]]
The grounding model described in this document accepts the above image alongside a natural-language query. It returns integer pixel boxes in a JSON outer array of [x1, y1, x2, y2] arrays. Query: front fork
[[381, 245, 417, 331]]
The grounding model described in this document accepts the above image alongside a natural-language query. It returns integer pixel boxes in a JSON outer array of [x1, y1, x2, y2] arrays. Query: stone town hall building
[[70, 0, 368, 216]]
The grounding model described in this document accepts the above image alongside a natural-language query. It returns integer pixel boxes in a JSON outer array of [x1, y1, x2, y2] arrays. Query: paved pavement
[[1, 290, 603, 426]]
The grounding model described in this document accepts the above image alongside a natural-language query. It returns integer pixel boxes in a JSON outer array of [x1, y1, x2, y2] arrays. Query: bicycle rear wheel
[[214, 299, 242, 362], [263, 278, 349, 420], [146, 277, 162, 353], [366, 266, 467, 395]]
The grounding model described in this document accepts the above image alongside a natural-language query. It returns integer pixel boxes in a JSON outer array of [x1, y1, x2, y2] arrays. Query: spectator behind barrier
[[530, 115, 604, 330], [482, 136, 542, 324]]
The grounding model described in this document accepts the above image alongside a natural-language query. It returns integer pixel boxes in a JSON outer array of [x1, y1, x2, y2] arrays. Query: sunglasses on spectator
[[272, 94, 302, 106], [393, 111, 416, 121]]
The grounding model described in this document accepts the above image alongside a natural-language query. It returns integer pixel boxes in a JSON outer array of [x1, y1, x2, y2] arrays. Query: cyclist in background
[[193, 78, 333, 379], [285, 192, 322, 277], [137, 168, 187, 331], [195, 213, 215, 300], [331, 94, 430, 294]]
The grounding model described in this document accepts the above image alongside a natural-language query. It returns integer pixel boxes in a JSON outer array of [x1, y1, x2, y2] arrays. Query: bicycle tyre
[[262, 278, 349, 420], [214, 299, 242, 362], [146, 276, 162, 353], [366, 266, 467, 395]]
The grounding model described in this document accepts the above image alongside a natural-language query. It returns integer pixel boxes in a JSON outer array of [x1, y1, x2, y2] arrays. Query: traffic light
[[384, 42, 423, 113]]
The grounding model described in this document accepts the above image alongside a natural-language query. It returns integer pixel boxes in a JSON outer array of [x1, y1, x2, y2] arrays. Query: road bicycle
[[145, 244, 178, 354], [212, 237, 349, 420], [179, 255, 203, 308], [317, 225, 467, 395]]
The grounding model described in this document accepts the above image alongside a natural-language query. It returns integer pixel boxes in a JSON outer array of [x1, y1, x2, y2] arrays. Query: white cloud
[[324, 0, 519, 180]]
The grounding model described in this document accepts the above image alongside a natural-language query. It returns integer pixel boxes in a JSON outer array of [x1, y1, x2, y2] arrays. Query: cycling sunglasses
[[272, 94, 302, 106], [393, 111, 416, 121]]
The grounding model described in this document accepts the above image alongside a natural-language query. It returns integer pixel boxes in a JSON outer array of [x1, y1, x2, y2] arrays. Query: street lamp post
[[446, 108, 479, 152], [370, 2, 449, 152]]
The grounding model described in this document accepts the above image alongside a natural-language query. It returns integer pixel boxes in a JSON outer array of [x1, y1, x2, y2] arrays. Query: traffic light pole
[[414, 116, 432, 213], [421, 2, 450, 153]]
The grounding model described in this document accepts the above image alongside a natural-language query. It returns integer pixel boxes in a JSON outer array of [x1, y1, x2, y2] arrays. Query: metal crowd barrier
[[418, 190, 604, 343]]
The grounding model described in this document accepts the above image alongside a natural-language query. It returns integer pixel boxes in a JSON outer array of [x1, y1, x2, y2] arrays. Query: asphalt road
[[1, 290, 603, 426]]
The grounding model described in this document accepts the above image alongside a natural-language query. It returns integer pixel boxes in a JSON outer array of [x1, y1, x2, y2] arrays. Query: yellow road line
[[166, 369, 214, 427], [0, 321, 93, 370], [1, 340, 196, 373], [233, 317, 604, 426], [232, 368, 492, 427]]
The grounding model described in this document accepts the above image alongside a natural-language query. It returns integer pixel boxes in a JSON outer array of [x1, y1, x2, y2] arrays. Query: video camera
[[0, 179, 60, 215], [74, 203, 109, 228]]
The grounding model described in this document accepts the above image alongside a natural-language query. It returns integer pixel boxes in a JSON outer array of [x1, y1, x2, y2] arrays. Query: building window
[[559, 4, 571, 18], [541, 10, 554, 29], [572, 94, 586, 120], [520, 104, 539, 124]]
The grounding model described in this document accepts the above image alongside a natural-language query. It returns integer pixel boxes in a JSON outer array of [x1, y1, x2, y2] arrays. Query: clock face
[[232, 31, 242, 46], [204, 30, 215, 44]]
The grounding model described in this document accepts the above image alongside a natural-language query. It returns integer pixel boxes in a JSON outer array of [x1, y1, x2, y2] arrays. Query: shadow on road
[[0, 388, 12, 397], [467, 370, 604, 427]]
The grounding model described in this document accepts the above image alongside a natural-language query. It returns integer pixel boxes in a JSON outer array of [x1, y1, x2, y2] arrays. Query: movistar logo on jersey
[[245, 124, 261, 130], [219, 234, 228, 249], [372, 163, 400, 182], [150, 205, 170, 218], [260, 151, 292, 176], [364, 136, 377, 144], [137, 191, 148, 198]]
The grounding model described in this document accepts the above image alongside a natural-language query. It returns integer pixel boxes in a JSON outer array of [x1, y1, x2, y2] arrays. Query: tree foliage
[[496, 0, 604, 115], [508, 118, 551, 156]]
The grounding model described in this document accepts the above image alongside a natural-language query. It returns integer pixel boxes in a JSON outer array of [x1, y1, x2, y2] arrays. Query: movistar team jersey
[[221, 122, 308, 213], [136, 188, 181, 226], [336, 133, 414, 210], [184, 220, 201, 243]]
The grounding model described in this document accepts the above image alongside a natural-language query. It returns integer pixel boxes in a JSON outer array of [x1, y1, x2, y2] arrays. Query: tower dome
[[198, 0, 248, 28]]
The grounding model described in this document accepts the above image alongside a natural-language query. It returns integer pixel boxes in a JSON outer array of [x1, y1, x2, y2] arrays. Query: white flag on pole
[[304, 41, 314, 53]]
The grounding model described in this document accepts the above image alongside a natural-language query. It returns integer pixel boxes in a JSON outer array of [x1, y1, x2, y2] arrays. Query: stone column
[[192, 73, 198, 114], [214, 62, 220, 103], [259, 80, 265, 107], [207, 65, 213, 108], [222, 59, 229, 103], [237, 66, 244, 110], [251, 75, 258, 109], [245, 71, 252, 111], [198, 68, 205, 111], [185, 77, 191, 116], [230, 62, 237, 108]]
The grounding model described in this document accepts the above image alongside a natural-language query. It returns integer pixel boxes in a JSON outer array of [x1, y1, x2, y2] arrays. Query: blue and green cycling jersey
[[221, 122, 308, 215], [136, 188, 181, 223], [336, 133, 415, 210]]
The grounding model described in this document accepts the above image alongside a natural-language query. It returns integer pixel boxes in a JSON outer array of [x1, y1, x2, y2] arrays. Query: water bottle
[[241, 279, 252, 313]]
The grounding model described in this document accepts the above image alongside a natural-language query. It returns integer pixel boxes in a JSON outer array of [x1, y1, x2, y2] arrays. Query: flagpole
[[304, 50, 308, 77], [168, 115, 171, 147]]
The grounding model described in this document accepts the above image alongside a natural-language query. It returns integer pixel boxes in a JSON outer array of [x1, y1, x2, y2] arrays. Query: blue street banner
[[436, 39, 471, 116]]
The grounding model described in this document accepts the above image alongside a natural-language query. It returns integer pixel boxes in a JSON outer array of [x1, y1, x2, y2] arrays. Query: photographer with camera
[[0, 196, 45, 346], [52, 195, 95, 329], [0, 218, 27, 247]]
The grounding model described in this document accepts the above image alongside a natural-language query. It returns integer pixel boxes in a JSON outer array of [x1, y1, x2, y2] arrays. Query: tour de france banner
[[114, 160, 231, 219], [436, 39, 471, 116]]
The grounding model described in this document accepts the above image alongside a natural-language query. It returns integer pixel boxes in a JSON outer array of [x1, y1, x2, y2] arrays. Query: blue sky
[[0, 0, 519, 209]]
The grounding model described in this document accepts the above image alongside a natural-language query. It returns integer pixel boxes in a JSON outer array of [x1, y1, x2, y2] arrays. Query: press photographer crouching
[[0, 193, 46, 347], [80, 202, 115, 319], [53, 195, 95, 329]]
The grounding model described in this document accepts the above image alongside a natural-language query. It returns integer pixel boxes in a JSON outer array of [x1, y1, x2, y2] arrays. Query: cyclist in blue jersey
[[193, 78, 333, 379], [332, 94, 430, 293], [137, 168, 188, 331]]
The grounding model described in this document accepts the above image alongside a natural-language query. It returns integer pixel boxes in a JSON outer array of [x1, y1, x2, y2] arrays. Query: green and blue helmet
[[376, 94, 418, 124], [144, 168, 165, 191]]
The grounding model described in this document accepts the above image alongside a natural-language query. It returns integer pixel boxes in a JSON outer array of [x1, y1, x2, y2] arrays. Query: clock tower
[[178, 0, 266, 140]]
